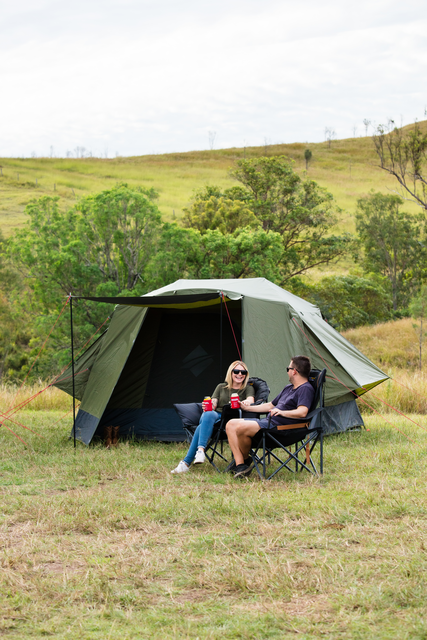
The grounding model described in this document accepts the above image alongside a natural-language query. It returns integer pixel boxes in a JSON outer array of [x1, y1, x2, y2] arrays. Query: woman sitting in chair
[[171, 360, 254, 474]]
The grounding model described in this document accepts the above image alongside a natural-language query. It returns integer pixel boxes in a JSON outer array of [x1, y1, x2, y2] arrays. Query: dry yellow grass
[[0, 382, 71, 414], [343, 317, 421, 370], [342, 318, 427, 415], [358, 370, 427, 415]]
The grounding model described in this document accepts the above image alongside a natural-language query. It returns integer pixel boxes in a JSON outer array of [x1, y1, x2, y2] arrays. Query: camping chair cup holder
[[174, 370, 326, 479]]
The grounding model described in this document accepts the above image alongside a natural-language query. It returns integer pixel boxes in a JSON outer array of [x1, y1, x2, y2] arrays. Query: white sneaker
[[171, 460, 190, 474], [194, 448, 206, 464]]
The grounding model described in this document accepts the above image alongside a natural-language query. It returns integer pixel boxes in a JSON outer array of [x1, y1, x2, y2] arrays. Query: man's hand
[[270, 405, 309, 419], [270, 407, 284, 417], [240, 399, 252, 407]]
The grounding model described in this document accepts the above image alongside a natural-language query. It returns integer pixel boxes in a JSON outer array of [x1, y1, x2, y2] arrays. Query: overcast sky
[[1, 0, 426, 158]]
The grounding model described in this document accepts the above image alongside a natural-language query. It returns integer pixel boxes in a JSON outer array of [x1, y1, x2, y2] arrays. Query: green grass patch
[[1, 411, 427, 638]]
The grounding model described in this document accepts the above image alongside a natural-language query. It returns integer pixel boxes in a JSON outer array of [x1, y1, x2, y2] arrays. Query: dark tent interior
[[95, 301, 243, 441]]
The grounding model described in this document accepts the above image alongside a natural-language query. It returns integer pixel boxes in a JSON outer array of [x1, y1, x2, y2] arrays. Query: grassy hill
[[1, 122, 425, 238], [343, 318, 422, 371]]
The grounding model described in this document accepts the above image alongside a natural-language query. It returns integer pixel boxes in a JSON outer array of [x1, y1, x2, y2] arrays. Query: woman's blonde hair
[[224, 360, 250, 389]]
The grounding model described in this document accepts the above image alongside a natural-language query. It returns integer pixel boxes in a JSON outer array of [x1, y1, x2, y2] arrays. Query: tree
[[182, 188, 259, 234], [7, 185, 163, 377], [324, 128, 335, 148], [229, 156, 354, 283], [293, 274, 391, 331], [363, 119, 371, 137], [9, 185, 161, 308], [409, 285, 427, 370], [304, 148, 312, 170], [75, 184, 161, 292], [373, 120, 427, 210], [145, 223, 283, 289], [355, 192, 426, 310], [0, 230, 32, 380]]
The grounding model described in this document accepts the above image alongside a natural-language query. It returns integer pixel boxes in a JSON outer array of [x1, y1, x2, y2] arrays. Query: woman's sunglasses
[[232, 369, 247, 375]]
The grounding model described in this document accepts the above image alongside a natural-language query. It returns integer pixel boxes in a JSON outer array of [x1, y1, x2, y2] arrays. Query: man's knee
[[226, 418, 244, 434]]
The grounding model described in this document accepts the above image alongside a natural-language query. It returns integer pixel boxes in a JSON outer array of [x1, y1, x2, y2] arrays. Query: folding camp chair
[[249, 369, 326, 480], [173, 377, 270, 472]]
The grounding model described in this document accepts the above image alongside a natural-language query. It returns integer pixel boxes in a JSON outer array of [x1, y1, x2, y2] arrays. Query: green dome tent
[[54, 278, 388, 445]]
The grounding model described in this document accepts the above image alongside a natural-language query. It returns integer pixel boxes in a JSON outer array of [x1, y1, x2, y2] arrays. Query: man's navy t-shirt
[[270, 382, 314, 428]]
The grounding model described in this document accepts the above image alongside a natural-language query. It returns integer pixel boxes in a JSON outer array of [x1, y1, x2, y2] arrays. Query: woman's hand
[[203, 398, 218, 412]]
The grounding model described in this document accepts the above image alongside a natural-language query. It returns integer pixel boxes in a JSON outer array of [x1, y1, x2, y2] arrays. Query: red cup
[[203, 396, 213, 411], [230, 393, 240, 409]]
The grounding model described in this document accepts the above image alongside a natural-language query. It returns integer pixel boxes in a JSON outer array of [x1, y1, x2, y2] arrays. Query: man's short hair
[[291, 355, 311, 379]]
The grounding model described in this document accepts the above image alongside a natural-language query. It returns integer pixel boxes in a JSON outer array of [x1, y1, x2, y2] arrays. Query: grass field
[[1, 122, 425, 237], [1, 410, 427, 639]]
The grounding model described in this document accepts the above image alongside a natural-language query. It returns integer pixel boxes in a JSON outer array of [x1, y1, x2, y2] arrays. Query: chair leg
[[320, 431, 323, 475]]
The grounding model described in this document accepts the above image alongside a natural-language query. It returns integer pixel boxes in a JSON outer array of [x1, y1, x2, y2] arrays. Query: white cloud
[[1, 0, 427, 156]]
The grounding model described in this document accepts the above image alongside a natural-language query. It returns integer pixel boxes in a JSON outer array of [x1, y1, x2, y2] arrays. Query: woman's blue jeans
[[183, 410, 221, 465]]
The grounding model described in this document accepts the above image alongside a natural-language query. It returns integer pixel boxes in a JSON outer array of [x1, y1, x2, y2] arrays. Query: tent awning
[[72, 293, 233, 310]]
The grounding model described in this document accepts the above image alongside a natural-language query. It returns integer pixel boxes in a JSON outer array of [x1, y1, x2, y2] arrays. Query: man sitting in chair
[[226, 355, 314, 478]]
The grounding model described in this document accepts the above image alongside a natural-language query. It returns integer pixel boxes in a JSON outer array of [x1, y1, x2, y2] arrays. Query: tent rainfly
[[54, 278, 388, 445]]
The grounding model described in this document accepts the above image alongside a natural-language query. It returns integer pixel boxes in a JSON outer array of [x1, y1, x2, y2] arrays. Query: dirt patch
[[174, 589, 213, 604], [36, 561, 82, 574], [233, 593, 333, 621]]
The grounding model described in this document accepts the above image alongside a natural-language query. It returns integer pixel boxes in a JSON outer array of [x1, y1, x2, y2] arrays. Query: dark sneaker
[[225, 457, 252, 474], [234, 463, 253, 478], [224, 459, 236, 473]]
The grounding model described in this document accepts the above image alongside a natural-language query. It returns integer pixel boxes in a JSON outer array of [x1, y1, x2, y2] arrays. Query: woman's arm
[[240, 400, 274, 413]]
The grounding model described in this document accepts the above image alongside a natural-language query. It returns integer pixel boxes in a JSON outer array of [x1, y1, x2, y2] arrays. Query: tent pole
[[220, 293, 223, 380], [70, 295, 76, 448]]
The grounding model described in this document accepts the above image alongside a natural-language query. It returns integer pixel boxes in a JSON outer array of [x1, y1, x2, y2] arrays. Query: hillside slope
[[1, 121, 425, 236], [343, 318, 421, 371]]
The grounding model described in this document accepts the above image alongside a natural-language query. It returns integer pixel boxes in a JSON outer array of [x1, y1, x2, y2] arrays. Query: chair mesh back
[[307, 369, 326, 412], [247, 377, 270, 404]]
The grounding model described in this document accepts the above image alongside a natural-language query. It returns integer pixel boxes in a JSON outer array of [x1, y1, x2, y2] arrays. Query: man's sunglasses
[[287, 367, 298, 373], [232, 369, 247, 375]]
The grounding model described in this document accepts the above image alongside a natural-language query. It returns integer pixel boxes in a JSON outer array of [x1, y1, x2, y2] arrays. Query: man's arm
[[270, 404, 309, 419]]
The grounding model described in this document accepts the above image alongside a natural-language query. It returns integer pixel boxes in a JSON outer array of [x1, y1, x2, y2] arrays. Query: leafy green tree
[[9, 184, 161, 305], [293, 274, 392, 331], [0, 229, 32, 380], [182, 189, 259, 234], [76, 184, 161, 291], [145, 223, 283, 288], [355, 192, 426, 310], [409, 285, 427, 370], [144, 224, 205, 290], [304, 148, 312, 170], [184, 157, 353, 283], [6, 185, 163, 378], [197, 227, 283, 281]]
